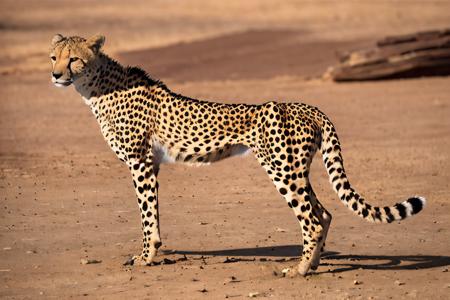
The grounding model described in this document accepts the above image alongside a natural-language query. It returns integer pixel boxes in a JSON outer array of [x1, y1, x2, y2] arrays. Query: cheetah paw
[[123, 255, 153, 266], [297, 262, 312, 276]]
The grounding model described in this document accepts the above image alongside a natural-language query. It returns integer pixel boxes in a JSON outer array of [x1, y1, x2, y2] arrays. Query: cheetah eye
[[50, 56, 56, 61], [69, 57, 79, 62]]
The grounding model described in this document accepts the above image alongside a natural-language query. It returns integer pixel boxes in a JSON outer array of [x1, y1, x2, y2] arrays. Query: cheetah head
[[49, 34, 105, 87]]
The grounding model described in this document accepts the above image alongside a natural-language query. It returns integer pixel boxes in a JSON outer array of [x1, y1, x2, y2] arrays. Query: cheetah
[[49, 34, 426, 276]]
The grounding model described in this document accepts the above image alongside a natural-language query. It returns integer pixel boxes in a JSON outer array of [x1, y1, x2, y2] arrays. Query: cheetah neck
[[73, 53, 128, 105]]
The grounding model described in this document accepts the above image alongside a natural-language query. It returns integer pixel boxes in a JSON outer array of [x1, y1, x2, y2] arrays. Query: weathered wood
[[328, 28, 450, 81], [332, 49, 450, 81], [377, 28, 450, 47]]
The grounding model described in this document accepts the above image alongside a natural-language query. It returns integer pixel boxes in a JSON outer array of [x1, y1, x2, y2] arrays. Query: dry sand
[[1, 1, 450, 299]]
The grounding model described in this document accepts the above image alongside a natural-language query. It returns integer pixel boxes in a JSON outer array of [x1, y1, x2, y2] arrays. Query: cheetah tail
[[319, 118, 426, 223]]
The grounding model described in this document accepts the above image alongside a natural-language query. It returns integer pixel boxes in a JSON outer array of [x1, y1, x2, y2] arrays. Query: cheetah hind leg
[[296, 217, 325, 276], [281, 192, 326, 277], [289, 188, 327, 276], [285, 219, 325, 277], [310, 202, 332, 270]]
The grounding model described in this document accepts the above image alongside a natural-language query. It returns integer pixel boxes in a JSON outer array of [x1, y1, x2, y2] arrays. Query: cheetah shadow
[[166, 245, 450, 273]]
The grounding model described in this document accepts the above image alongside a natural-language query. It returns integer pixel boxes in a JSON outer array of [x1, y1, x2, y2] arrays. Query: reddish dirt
[[118, 30, 370, 82], [1, 1, 450, 299]]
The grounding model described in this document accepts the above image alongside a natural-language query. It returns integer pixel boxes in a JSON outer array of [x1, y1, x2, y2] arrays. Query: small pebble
[[248, 292, 260, 297], [80, 259, 102, 265], [407, 290, 417, 298], [353, 280, 362, 285], [281, 268, 291, 275], [224, 276, 240, 284], [395, 280, 405, 286]]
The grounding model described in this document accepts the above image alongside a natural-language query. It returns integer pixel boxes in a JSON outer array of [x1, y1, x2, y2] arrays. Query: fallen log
[[327, 28, 450, 81]]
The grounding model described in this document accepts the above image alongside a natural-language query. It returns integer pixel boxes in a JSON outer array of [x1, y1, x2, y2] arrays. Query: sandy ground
[[1, 1, 450, 299]]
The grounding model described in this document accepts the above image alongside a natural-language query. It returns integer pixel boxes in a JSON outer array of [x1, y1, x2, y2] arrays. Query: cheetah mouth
[[53, 80, 72, 87]]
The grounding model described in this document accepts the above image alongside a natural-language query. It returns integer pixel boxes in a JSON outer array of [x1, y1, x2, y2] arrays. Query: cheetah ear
[[86, 34, 105, 53], [51, 34, 64, 46]]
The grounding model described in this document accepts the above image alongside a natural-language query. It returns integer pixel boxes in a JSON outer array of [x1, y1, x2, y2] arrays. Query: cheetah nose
[[52, 72, 63, 79]]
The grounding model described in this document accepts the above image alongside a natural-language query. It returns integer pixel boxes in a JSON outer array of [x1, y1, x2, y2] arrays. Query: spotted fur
[[50, 34, 426, 276]]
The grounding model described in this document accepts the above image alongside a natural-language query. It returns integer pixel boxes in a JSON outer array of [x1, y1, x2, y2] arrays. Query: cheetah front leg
[[124, 159, 161, 266]]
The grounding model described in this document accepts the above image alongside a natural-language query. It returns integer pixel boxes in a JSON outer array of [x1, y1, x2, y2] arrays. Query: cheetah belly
[[152, 140, 251, 167], [152, 140, 177, 166], [183, 144, 251, 165], [226, 144, 251, 158]]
